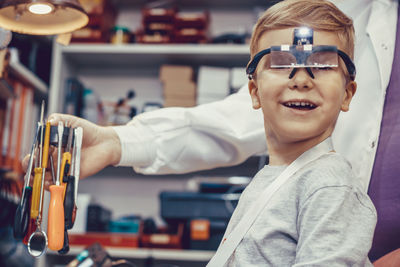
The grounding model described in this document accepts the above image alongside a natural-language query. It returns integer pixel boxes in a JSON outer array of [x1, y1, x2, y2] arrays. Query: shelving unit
[[9, 48, 48, 94], [49, 43, 250, 114]]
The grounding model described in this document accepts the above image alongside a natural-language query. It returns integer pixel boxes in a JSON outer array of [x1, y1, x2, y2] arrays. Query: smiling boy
[[207, 0, 377, 266]]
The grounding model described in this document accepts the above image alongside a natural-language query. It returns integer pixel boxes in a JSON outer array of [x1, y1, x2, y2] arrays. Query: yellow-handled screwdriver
[[48, 121, 65, 251], [30, 101, 44, 220]]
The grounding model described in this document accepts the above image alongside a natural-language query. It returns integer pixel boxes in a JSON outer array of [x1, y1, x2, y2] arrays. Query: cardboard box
[[160, 65, 193, 83], [163, 81, 196, 98], [164, 97, 196, 107]]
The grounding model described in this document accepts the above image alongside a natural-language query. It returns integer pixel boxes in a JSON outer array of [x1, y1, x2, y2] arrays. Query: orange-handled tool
[[48, 121, 65, 251]]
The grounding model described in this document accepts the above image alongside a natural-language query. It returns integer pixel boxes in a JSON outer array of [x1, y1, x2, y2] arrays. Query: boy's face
[[249, 27, 356, 147]]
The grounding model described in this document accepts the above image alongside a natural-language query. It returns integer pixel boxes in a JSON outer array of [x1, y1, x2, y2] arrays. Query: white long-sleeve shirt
[[113, 0, 398, 192]]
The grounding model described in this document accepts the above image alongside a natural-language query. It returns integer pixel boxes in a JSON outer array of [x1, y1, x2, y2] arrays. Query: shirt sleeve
[[294, 186, 377, 266], [111, 84, 266, 174]]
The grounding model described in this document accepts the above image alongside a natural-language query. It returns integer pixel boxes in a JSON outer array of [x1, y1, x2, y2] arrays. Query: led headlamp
[[246, 27, 356, 81]]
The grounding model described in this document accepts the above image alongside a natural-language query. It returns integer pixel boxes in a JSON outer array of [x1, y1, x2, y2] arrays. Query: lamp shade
[[0, 0, 88, 35]]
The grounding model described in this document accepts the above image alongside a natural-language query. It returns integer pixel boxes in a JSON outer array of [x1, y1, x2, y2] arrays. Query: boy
[[207, 0, 377, 266]]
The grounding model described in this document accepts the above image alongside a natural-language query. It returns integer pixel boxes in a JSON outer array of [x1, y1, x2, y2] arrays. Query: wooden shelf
[[46, 246, 215, 261]]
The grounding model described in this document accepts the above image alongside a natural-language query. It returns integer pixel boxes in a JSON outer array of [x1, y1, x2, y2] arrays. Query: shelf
[[59, 43, 250, 70], [112, 0, 280, 9], [95, 156, 264, 179], [46, 246, 215, 261], [9, 48, 48, 94]]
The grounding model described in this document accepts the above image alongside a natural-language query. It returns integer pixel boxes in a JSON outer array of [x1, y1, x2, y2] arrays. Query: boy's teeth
[[285, 101, 316, 108]]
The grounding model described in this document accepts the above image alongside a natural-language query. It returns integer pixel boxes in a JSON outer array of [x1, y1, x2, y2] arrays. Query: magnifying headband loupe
[[246, 27, 356, 81]]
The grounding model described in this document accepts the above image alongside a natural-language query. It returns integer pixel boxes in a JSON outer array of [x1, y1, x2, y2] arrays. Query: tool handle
[[42, 122, 51, 169], [30, 168, 42, 218], [71, 205, 77, 227], [58, 228, 70, 255], [13, 187, 32, 239], [48, 185, 65, 251], [23, 219, 37, 245], [64, 176, 75, 229], [60, 153, 71, 199]]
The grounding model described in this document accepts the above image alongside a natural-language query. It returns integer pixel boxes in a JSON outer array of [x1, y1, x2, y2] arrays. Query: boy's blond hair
[[250, 0, 355, 59]]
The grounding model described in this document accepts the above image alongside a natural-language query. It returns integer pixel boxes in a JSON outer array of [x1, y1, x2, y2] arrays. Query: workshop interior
[[0, 0, 280, 266]]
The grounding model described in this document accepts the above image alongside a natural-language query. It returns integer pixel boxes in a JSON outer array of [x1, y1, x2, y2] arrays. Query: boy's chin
[[275, 129, 333, 145]]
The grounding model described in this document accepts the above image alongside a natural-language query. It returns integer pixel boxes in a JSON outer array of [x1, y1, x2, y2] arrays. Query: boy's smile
[[249, 27, 357, 165]]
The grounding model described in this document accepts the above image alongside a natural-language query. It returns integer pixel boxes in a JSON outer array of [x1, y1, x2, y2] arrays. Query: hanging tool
[[50, 154, 56, 185], [28, 118, 50, 257], [60, 123, 73, 199], [13, 122, 40, 239], [27, 141, 48, 258], [25, 101, 45, 245], [48, 121, 65, 251], [71, 127, 83, 227], [58, 125, 74, 254], [30, 101, 45, 220]]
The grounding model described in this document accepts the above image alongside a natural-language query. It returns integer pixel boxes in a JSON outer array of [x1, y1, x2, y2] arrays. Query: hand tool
[[28, 118, 49, 257], [48, 121, 65, 251], [58, 125, 74, 254], [30, 101, 44, 220], [13, 122, 39, 239], [50, 154, 56, 185], [27, 157, 48, 258], [60, 124, 73, 199], [71, 127, 83, 226], [26, 101, 45, 245]]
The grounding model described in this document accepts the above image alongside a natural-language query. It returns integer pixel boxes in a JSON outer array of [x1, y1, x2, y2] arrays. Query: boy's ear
[[248, 80, 261, 109], [341, 81, 357, 112]]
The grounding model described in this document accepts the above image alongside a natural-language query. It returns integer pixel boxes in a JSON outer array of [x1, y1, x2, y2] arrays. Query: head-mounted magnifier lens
[[246, 27, 356, 81]]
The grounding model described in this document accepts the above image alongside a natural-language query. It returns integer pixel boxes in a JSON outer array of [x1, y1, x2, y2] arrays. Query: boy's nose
[[288, 68, 314, 90]]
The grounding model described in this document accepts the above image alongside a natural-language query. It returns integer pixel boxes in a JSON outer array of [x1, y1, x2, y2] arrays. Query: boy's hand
[[22, 113, 122, 187]]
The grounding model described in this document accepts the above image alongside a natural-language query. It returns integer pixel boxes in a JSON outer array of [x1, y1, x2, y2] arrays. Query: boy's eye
[[273, 66, 291, 70], [313, 67, 333, 71]]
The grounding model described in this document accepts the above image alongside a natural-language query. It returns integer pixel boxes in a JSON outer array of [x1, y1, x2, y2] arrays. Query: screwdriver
[[71, 127, 83, 227], [13, 123, 40, 239], [25, 102, 45, 245], [30, 102, 45, 220], [60, 124, 73, 199], [23, 138, 40, 245], [59, 126, 74, 254], [48, 121, 65, 251]]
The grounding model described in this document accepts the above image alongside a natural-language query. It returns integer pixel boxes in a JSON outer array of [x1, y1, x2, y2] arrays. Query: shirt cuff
[[111, 124, 156, 167]]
